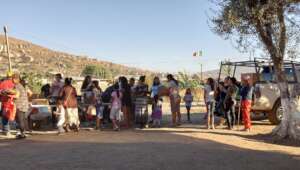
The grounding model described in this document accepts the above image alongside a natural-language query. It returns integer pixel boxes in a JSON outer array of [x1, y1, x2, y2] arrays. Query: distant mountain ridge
[[0, 35, 151, 77]]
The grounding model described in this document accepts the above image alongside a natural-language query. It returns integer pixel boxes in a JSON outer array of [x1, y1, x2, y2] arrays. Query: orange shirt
[[0, 79, 15, 103]]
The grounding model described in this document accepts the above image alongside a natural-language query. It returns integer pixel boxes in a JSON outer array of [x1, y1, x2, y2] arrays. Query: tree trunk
[[272, 66, 300, 140]]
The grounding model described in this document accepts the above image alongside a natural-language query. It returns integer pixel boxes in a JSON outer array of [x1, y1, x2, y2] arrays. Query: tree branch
[[278, 1, 287, 58], [254, 19, 278, 60]]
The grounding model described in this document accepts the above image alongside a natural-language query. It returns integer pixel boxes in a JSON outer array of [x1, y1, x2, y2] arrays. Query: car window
[[258, 66, 296, 83]]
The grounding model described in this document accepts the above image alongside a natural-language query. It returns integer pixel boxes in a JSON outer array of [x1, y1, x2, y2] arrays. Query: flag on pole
[[193, 51, 202, 57]]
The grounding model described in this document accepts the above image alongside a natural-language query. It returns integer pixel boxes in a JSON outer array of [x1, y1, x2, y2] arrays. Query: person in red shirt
[[0, 72, 18, 137]]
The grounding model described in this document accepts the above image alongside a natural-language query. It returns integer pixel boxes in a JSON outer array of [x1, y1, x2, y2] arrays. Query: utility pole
[[200, 63, 203, 82], [3, 26, 12, 71]]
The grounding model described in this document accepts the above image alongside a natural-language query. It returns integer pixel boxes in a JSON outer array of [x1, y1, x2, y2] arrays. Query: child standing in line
[[183, 88, 193, 123], [151, 95, 163, 128], [110, 84, 123, 131], [54, 99, 66, 134]]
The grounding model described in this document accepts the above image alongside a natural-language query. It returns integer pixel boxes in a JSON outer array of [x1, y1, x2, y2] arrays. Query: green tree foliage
[[82, 65, 112, 79], [21, 72, 43, 94], [222, 59, 232, 76], [210, 0, 300, 139], [177, 71, 203, 89]]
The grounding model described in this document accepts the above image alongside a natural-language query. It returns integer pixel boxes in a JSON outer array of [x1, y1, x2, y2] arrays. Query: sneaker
[[113, 127, 120, 131], [16, 134, 26, 139]]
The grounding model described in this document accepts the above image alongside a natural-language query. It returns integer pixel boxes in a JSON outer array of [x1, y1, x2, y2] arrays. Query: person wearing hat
[[0, 71, 18, 137], [240, 76, 254, 132]]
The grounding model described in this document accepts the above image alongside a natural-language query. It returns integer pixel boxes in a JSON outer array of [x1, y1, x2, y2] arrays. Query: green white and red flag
[[193, 51, 202, 57]]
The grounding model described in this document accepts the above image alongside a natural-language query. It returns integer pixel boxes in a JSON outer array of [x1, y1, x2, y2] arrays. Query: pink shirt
[[111, 91, 123, 109]]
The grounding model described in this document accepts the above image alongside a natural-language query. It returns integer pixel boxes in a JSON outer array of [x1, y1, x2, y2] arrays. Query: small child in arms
[[151, 95, 163, 128]]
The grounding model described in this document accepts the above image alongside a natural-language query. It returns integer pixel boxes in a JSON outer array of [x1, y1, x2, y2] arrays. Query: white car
[[219, 59, 300, 124]]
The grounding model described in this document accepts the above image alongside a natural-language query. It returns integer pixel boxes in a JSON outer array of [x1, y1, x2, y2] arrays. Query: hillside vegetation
[[0, 35, 149, 78]]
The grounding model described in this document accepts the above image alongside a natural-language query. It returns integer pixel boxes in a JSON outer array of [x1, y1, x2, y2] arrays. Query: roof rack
[[221, 58, 300, 68], [218, 58, 300, 82]]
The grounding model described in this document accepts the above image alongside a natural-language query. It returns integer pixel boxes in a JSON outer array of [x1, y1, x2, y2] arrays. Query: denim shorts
[[96, 105, 104, 119]]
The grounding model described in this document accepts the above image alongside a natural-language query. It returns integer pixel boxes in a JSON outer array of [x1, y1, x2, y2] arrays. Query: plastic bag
[[87, 105, 97, 116]]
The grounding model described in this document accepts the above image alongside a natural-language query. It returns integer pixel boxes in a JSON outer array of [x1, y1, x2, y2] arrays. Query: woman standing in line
[[150, 77, 162, 124], [110, 83, 122, 131], [119, 77, 133, 128], [224, 77, 239, 130], [204, 78, 216, 129], [91, 81, 103, 130], [240, 76, 253, 132], [81, 76, 93, 124], [60, 78, 80, 132], [134, 76, 149, 128], [167, 74, 181, 127]]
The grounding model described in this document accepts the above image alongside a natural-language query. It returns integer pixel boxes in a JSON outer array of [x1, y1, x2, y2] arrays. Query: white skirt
[[65, 108, 80, 126]]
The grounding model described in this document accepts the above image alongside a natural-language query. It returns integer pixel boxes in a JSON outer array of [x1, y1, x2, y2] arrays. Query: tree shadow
[[0, 131, 299, 170], [198, 131, 300, 147]]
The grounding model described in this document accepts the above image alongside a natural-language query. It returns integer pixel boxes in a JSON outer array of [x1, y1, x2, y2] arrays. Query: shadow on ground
[[160, 112, 300, 147], [0, 130, 299, 170]]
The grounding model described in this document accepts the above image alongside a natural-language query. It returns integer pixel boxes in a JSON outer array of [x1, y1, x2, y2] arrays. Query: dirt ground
[[1, 110, 300, 170]]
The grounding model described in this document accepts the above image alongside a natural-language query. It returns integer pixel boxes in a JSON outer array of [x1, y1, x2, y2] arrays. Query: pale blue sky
[[0, 0, 250, 73]]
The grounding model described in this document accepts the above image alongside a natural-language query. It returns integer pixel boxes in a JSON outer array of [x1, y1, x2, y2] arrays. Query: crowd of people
[[205, 76, 254, 132], [0, 70, 254, 139]]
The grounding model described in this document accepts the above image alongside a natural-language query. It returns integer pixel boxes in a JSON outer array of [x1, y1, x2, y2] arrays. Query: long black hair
[[119, 76, 130, 90], [65, 77, 73, 86], [207, 77, 215, 91], [152, 76, 161, 86], [139, 75, 146, 83], [230, 77, 237, 85], [167, 74, 178, 86], [81, 75, 92, 90], [119, 76, 132, 105], [114, 83, 120, 98], [92, 80, 102, 92]]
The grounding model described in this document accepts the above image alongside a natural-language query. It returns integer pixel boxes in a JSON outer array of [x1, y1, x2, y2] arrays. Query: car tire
[[268, 100, 283, 125]]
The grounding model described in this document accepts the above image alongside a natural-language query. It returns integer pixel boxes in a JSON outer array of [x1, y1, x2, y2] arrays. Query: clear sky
[[0, 0, 250, 73]]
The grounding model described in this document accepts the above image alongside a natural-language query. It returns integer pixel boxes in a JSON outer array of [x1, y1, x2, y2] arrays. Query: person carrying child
[[183, 88, 193, 123], [151, 95, 163, 128]]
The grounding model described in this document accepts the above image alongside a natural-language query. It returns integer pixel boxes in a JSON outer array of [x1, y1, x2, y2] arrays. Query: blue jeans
[[225, 99, 236, 129], [1, 110, 10, 132], [206, 101, 215, 126], [96, 105, 104, 119]]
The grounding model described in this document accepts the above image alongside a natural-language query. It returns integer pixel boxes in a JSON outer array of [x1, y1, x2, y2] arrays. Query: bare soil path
[[1, 113, 300, 170]]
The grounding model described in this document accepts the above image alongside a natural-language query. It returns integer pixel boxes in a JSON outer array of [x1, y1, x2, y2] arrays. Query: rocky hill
[[0, 35, 150, 78]]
